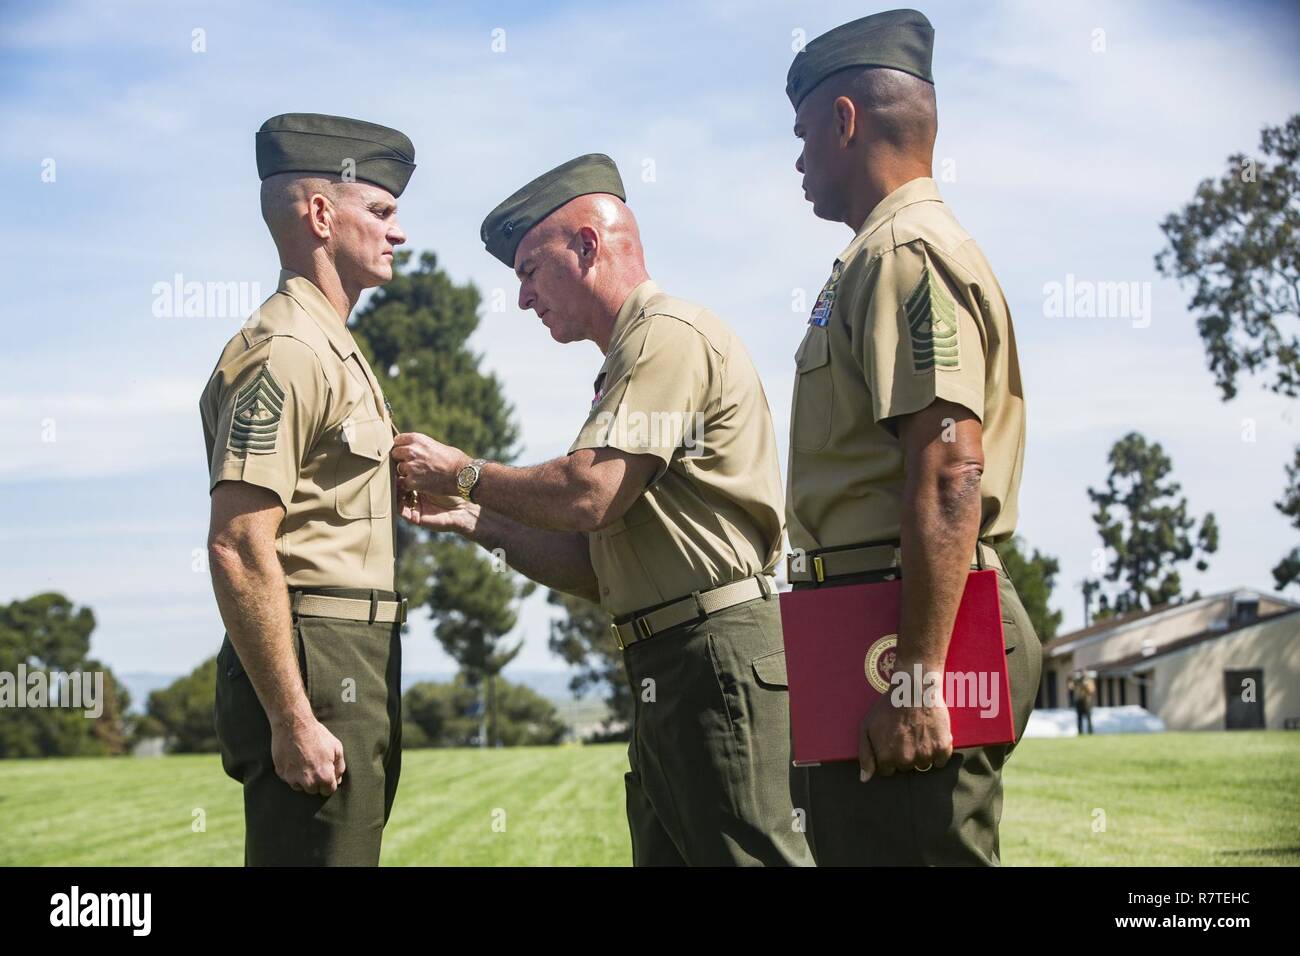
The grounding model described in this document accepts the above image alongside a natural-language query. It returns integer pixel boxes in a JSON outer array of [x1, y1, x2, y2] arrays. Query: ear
[[307, 192, 333, 241], [833, 95, 857, 147], [577, 224, 599, 260]]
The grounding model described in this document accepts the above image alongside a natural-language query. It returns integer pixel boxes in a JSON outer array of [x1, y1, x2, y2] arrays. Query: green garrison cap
[[480, 154, 625, 267], [786, 9, 934, 109], [256, 113, 416, 197]]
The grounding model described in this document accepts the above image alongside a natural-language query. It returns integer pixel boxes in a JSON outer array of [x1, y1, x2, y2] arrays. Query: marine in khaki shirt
[[205, 112, 414, 867], [568, 278, 784, 617], [393, 154, 811, 866], [202, 269, 398, 591], [782, 11, 1042, 866], [786, 175, 1026, 555]]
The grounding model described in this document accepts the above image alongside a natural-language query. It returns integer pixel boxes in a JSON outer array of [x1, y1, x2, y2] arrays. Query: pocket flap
[[794, 325, 830, 372], [752, 649, 789, 688], [341, 417, 394, 462]]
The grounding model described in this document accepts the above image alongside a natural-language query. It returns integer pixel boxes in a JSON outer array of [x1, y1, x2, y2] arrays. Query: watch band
[[459, 458, 487, 501]]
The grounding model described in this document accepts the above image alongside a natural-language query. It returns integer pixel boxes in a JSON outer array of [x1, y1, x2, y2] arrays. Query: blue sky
[[2, 0, 1298, 678]]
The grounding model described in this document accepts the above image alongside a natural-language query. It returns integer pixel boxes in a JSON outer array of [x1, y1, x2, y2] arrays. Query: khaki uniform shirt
[[786, 177, 1026, 554], [201, 270, 397, 590], [569, 281, 785, 618]]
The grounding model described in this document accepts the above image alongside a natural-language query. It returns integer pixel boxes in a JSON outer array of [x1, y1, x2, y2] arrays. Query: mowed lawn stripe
[[382, 746, 628, 865], [1000, 733, 1300, 866], [1, 733, 1296, 866]]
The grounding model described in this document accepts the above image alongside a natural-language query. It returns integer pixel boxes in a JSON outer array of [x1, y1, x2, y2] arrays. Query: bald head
[[825, 66, 937, 156], [512, 193, 651, 350], [259, 172, 342, 245], [258, 171, 407, 306], [519, 193, 645, 277]]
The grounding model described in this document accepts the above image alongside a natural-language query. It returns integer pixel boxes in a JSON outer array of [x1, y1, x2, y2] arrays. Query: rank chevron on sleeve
[[905, 266, 960, 372], [229, 363, 285, 453]]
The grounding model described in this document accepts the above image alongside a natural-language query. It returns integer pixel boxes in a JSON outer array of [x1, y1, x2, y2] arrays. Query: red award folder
[[779, 569, 1014, 766]]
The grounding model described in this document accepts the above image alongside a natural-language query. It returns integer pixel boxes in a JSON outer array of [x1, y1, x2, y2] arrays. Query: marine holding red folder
[[781, 10, 1044, 865]]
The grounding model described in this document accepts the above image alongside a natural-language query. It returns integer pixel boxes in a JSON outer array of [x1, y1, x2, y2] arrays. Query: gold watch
[[456, 458, 487, 501]]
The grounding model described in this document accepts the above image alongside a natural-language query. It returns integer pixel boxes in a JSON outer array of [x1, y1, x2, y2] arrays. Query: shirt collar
[[606, 279, 661, 356], [278, 269, 357, 360], [836, 176, 944, 264]]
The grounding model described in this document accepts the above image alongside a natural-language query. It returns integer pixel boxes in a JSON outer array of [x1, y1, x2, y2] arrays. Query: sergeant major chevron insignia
[[905, 266, 959, 373], [228, 363, 284, 453]]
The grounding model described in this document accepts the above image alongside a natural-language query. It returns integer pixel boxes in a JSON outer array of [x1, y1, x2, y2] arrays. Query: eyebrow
[[367, 199, 397, 215], [514, 257, 533, 280]]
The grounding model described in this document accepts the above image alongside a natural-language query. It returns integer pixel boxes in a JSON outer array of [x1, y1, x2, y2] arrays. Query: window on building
[[1234, 599, 1259, 624]]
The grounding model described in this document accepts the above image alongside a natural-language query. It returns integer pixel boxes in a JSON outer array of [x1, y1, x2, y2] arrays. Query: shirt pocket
[[334, 416, 394, 519], [791, 324, 833, 452]]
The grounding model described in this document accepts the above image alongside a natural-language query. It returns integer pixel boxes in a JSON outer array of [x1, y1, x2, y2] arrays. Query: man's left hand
[[858, 675, 953, 782], [392, 432, 468, 497]]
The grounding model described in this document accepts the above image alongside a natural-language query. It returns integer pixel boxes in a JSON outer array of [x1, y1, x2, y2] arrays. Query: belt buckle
[[398, 597, 408, 624], [813, 555, 826, 584], [610, 622, 626, 652], [635, 616, 654, 641]]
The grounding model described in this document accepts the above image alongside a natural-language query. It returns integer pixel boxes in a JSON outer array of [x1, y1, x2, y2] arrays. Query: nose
[[518, 283, 533, 312], [795, 150, 805, 175], [389, 217, 407, 246]]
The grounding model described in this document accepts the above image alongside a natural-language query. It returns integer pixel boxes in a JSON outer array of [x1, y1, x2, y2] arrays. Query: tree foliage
[[1085, 433, 1218, 617], [0, 593, 131, 758], [994, 536, 1064, 641], [547, 590, 631, 739], [402, 674, 565, 748]]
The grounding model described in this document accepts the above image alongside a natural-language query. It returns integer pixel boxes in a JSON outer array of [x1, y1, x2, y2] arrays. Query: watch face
[[457, 465, 474, 487]]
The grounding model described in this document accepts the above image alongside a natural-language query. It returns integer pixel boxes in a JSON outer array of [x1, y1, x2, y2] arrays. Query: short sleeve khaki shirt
[[569, 281, 785, 617], [201, 270, 397, 590], [786, 178, 1026, 554]]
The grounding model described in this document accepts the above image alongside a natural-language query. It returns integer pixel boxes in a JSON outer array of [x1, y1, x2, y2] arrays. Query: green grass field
[[1, 731, 1296, 866]]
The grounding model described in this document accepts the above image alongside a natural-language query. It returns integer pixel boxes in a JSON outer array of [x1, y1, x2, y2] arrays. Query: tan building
[[1038, 589, 1300, 731]]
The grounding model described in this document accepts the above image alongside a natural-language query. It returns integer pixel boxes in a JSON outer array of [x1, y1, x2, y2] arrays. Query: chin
[[809, 196, 837, 222]]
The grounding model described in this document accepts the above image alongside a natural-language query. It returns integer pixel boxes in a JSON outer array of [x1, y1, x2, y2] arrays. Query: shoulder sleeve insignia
[[228, 362, 285, 453], [904, 266, 960, 372]]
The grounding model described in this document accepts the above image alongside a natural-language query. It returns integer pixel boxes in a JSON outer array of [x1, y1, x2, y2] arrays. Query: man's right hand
[[271, 714, 346, 796], [400, 491, 479, 536]]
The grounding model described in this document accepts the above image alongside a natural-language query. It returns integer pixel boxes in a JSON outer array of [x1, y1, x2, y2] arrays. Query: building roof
[[1091, 604, 1300, 675], [1043, 587, 1299, 658]]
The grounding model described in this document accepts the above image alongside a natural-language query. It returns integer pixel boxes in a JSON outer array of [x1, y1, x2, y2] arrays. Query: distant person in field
[[1068, 669, 1096, 735]]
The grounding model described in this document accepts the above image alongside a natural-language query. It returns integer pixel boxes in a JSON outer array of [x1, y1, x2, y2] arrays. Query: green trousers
[[214, 610, 402, 866], [620, 593, 814, 866], [790, 569, 1043, 866]]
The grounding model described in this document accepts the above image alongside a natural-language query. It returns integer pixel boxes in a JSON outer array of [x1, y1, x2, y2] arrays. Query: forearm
[[208, 542, 311, 727], [460, 501, 601, 601], [896, 465, 983, 671], [473, 457, 598, 533]]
